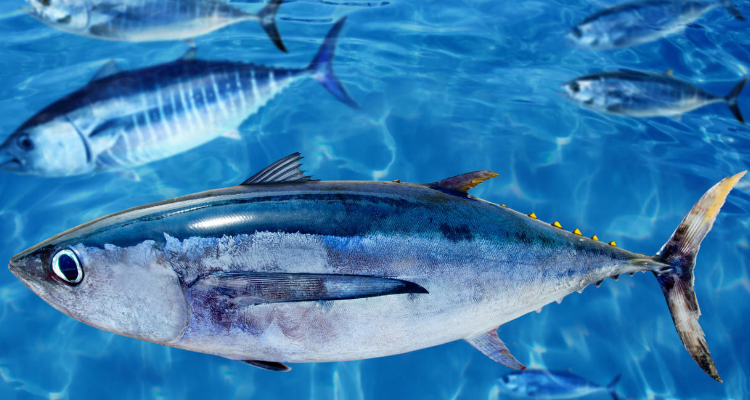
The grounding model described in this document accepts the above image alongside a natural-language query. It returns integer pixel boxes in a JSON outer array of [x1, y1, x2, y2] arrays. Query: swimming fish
[[561, 69, 747, 123], [7, 153, 743, 382], [23, 0, 288, 51], [498, 369, 621, 400], [0, 18, 357, 177], [567, 0, 745, 50]]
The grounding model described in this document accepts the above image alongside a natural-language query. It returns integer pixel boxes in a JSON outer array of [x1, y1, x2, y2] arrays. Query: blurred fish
[[23, 0, 288, 51], [567, 0, 744, 50], [0, 18, 357, 177], [498, 369, 621, 400], [7, 151, 744, 382], [561, 69, 747, 124]]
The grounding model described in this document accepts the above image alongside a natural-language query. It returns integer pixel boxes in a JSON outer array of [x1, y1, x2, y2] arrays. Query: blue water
[[1, 0, 749, 399]]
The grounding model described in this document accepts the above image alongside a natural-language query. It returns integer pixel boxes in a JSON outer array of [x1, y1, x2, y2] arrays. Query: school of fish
[[2, 0, 748, 394]]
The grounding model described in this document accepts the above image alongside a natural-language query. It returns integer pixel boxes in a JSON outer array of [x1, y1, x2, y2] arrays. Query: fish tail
[[725, 77, 748, 124], [721, 0, 745, 21], [257, 0, 287, 53], [652, 171, 746, 383], [307, 17, 360, 109], [605, 374, 621, 400]]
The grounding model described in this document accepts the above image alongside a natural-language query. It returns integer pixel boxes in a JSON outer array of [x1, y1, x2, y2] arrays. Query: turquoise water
[[1, 0, 749, 399]]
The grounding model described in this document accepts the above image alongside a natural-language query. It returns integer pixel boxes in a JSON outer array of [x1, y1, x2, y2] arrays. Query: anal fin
[[465, 329, 525, 370], [240, 360, 291, 372]]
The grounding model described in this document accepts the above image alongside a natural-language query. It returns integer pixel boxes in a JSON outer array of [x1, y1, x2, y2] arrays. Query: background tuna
[[497, 369, 621, 400], [0, 0, 749, 400]]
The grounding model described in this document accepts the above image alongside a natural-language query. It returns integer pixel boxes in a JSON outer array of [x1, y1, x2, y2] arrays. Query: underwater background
[[0, 0, 749, 399]]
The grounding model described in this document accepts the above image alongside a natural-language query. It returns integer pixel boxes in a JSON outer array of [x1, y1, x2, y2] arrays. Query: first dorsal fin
[[241, 152, 315, 185], [90, 60, 120, 82], [429, 171, 498, 195]]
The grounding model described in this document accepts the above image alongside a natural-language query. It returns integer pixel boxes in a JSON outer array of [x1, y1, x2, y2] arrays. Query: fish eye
[[40, 0, 51, 6], [571, 27, 582, 38], [51, 249, 83, 285], [571, 82, 580, 93], [17, 134, 34, 151], [56, 15, 71, 24]]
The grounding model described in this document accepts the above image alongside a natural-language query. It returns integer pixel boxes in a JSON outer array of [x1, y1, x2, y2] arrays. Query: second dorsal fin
[[90, 60, 121, 83], [241, 152, 315, 185], [429, 171, 498, 195]]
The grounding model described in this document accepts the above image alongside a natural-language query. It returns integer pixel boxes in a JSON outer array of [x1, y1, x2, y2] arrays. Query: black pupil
[[572, 27, 582, 38], [571, 83, 580, 92], [19, 136, 33, 150], [58, 254, 79, 281]]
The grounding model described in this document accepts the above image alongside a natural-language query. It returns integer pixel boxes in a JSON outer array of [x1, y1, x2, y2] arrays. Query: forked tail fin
[[605, 374, 621, 400], [257, 0, 287, 52], [307, 17, 360, 109], [653, 171, 746, 383], [721, 0, 745, 20], [724, 77, 747, 124]]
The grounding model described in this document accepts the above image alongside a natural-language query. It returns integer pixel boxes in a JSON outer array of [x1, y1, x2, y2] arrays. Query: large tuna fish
[[562, 69, 747, 124], [8, 153, 744, 382], [0, 18, 357, 177], [567, 0, 744, 50], [24, 0, 288, 51]]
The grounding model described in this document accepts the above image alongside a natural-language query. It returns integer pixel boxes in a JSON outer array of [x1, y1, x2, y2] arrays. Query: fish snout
[[0, 148, 25, 173], [564, 27, 583, 46], [8, 256, 20, 278], [0, 157, 24, 173], [559, 81, 575, 98]]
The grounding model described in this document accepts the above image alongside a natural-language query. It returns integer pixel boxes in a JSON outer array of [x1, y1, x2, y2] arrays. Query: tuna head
[[566, 22, 611, 49], [8, 238, 188, 345], [24, 0, 90, 32], [560, 77, 607, 112], [0, 116, 92, 176]]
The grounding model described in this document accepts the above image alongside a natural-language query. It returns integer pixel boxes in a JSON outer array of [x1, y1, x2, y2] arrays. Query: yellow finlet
[[552, 221, 562, 229], [609, 241, 617, 247], [665, 69, 674, 76], [501, 204, 507, 208], [572, 228, 582, 235], [591, 235, 599, 241], [528, 212, 537, 219]]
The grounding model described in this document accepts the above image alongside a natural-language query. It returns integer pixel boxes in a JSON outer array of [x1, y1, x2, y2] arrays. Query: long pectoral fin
[[240, 360, 291, 372], [465, 329, 526, 370], [188, 271, 428, 306]]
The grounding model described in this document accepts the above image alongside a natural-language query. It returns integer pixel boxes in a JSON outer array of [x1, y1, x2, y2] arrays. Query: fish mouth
[[0, 155, 25, 172], [8, 258, 20, 279]]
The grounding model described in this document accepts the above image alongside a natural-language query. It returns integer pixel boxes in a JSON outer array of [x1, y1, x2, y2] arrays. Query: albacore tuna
[[24, 0, 289, 51], [567, 0, 745, 50], [562, 69, 747, 124], [8, 153, 743, 381], [0, 18, 357, 177]]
